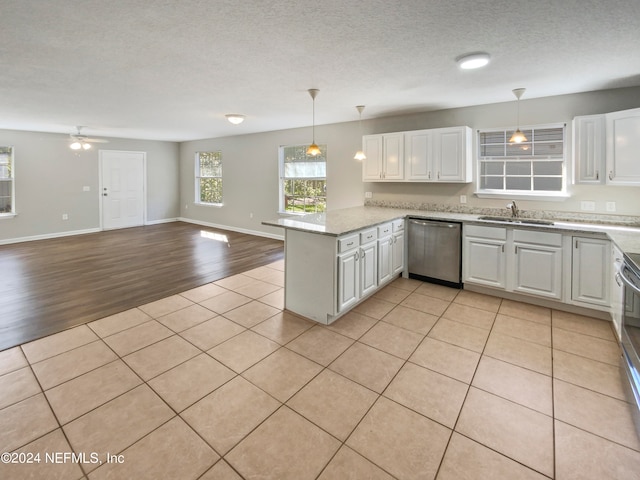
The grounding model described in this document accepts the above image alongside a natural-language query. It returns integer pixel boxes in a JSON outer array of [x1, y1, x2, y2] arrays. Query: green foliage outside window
[[197, 151, 222, 204], [281, 145, 326, 213]]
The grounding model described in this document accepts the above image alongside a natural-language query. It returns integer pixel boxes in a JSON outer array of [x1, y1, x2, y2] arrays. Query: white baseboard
[[0, 228, 102, 246], [145, 217, 178, 225], [177, 217, 284, 241]]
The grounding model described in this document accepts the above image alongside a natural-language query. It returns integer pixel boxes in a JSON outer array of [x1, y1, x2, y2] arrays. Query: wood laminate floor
[[0, 222, 284, 351]]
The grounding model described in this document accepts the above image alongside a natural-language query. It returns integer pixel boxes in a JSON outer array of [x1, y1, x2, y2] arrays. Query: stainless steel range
[[619, 251, 640, 432]]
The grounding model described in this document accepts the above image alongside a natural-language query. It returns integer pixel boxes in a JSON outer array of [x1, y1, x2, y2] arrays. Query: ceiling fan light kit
[[68, 126, 107, 150]]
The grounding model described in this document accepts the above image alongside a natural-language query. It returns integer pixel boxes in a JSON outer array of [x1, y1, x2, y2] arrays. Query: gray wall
[[180, 86, 640, 238], [0, 130, 179, 242]]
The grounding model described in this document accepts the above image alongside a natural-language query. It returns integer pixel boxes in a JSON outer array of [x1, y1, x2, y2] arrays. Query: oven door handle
[[620, 264, 640, 296]]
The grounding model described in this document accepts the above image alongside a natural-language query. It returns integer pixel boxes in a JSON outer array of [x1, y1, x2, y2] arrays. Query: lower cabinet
[[611, 244, 625, 339], [378, 220, 405, 285], [463, 225, 506, 288], [571, 236, 611, 308]]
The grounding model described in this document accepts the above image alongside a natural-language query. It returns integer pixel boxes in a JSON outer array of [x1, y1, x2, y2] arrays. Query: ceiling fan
[[69, 126, 108, 150]]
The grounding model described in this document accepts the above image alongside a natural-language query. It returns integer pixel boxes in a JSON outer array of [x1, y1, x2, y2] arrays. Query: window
[[279, 144, 327, 214], [195, 151, 223, 205], [0, 146, 14, 215], [477, 125, 566, 196]]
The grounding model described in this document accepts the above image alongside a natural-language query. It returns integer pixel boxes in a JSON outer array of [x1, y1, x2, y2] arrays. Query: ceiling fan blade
[[84, 138, 109, 143]]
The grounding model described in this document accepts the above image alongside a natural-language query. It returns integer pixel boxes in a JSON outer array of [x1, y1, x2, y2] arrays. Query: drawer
[[513, 229, 562, 247], [377, 222, 393, 238], [360, 228, 378, 244], [338, 234, 359, 252], [392, 219, 405, 232], [464, 224, 507, 240]]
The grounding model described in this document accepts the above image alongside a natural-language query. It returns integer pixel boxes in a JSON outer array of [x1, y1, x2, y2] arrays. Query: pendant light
[[509, 88, 527, 144], [354, 105, 366, 161], [306, 89, 321, 156]]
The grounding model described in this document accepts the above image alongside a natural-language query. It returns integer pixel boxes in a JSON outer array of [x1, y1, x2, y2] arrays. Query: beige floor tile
[[329, 342, 404, 394], [428, 318, 489, 353], [179, 283, 227, 303], [21, 325, 99, 364], [437, 432, 548, 480], [381, 304, 439, 335], [222, 300, 281, 328], [149, 353, 235, 412], [318, 446, 394, 480], [182, 376, 280, 455], [90, 417, 218, 480], [243, 348, 322, 402], [156, 304, 217, 332], [389, 276, 422, 291], [138, 294, 194, 318], [415, 282, 460, 302], [453, 289, 502, 313], [384, 362, 468, 428], [242, 265, 283, 282], [353, 297, 396, 319], [553, 349, 627, 401], [552, 309, 616, 341], [472, 356, 553, 415], [0, 393, 58, 453], [32, 340, 118, 390], [555, 420, 640, 480], [233, 278, 281, 299], [400, 291, 450, 316], [373, 284, 412, 303], [200, 460, 243, 480], [553, 328, 621, 366], [442, 302, 496, 330], [256, 269, 285, 287], [214, 273, 255, 290], [180, 316, 245, 351], [347, 396, 451, 480], [199, 290, 252, 314], [226, 406, 340, 480], [360, 320, 424, 359], [1, 429, 84, 480], [45, 359, 141, 425], [251, 311, 314, 344], [410, 337, 481, 384], [493, 313, 552, 346], [257, 288, 284, 309], [498, 299, 551, 325], [88, 308, 153, 338], [484, 331, 552, 375], [286, 326, 354, 366], [208, 330, 280, 373], [287, 369, 378, 441], [0, 366, 42, 409], [102, 320, 173, 356], [554, 379, 640, 451], [456, 387, 554, 477], [63, 385, 174, 472], [123, 335, 200, 381], [266, 259, 285, 271], [325, 311, 378, 340], [0, 346, 28, 376]]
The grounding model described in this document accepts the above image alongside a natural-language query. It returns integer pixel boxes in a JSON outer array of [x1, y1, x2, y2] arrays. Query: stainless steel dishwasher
[[408, 218, 462, 288]]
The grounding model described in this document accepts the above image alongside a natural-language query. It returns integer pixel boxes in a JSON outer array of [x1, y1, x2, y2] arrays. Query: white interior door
[[100, 150, 146, 230]]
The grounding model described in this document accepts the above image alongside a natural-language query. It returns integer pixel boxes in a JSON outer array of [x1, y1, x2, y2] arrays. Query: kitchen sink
[[478, 216, 554, 226]]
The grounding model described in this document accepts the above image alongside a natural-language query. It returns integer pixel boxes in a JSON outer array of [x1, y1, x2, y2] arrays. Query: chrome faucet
[[507, 201, 519, 218]]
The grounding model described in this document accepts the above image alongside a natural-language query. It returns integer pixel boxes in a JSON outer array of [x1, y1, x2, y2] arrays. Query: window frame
[[0, 146, 15, 218], [278, 144, 327, 215], [475, 123, 569, 200], [195, 151, 223, 206]]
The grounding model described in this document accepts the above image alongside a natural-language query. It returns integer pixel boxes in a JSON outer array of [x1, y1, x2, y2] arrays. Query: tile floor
[[1, 260, 640, 479]]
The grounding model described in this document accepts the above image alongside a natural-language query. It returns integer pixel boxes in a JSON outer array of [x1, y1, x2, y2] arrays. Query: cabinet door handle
[[437, 171, 440, 179], [609, 171, 613, 180], [501, 244, 504, 253], [575, 239, 578, 249], [355, 251, 359, 261], [515, 246, 518, 254], [596, 171, 599, 180]]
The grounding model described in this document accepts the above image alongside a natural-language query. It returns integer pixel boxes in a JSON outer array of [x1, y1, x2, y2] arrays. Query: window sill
[[0, 213, 16, 219], [195, 202, 223, 208], [474, 191, 570, 202]]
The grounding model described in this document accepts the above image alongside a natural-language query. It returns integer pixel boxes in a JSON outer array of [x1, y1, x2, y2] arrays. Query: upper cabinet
[[573, 108, 640, 185], [363, 126, 472, 183]]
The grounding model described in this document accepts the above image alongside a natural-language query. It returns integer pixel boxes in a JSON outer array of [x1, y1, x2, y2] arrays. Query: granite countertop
[[263, 206, 640, 255]]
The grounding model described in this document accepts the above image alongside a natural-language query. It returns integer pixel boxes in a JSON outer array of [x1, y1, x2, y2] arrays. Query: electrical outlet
[[606, 201, 616, 212], [82, 186, 90, 192], [364, 191, 372, 199], [249, 212, 253, 218], [580, 201, 595, 211], [62, 214, 69, 220], [460, 195, 467, 204]]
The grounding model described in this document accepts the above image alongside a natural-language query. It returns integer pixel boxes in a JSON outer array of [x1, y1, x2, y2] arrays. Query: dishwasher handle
[[409, 219, 459, 229]]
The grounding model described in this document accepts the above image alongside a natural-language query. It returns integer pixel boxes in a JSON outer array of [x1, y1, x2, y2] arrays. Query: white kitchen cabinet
[[362, 133, 404, 181], [611, 244, 624, 339], [337, 248, 359, 312], [573, 114, 605, 184], [512, 230, 563, 300], [405, 126, 472, 182], [360, 239, 378, 297], [391, 219, 405, 275], [337, 229, 378, 312], [377, 219, 405, 285], [571, 236, 611, 308], [463, 225, 507, 289], [606, 108, 640, 185]]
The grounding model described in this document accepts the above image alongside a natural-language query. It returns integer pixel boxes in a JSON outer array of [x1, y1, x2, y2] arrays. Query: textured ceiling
[[1, 0, 639, 141]]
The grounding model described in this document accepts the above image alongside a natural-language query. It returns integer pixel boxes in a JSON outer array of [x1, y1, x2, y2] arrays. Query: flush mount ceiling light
[[456, 52, 491, 70], [306, 89, 321, 157], [225, 114, 245, 125], [509, 88, 528, 144], [354, 105, 366, 161]]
